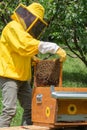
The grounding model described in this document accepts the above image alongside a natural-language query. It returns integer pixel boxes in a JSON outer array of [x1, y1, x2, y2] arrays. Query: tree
[[42, 0, 87, 66], [0, 0, 87, 66]]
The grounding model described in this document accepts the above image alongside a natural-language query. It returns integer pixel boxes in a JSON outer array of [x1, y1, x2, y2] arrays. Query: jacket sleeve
[[2, 21, 40, 57]]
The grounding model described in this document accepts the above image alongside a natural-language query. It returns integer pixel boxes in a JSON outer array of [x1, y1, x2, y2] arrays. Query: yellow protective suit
[[0, 3, 66, 81], [0, 20, 40, 81]]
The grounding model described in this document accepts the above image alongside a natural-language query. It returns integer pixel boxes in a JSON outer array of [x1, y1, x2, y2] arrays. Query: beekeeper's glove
[[38, 41, 66, 62], [38, 41, 59, 54], [56, 48, 66, 62]]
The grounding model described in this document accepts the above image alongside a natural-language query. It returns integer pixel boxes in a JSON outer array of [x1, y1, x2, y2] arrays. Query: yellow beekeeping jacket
[[0, 20, 40, 81]]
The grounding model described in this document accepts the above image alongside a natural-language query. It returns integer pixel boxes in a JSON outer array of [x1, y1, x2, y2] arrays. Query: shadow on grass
[[63, 71, 87, 87]]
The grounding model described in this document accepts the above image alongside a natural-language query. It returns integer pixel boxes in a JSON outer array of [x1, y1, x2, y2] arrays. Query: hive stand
[[32, 60, 87, 129]]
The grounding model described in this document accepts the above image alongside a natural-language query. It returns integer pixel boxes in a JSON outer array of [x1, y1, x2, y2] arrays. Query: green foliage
[[41, 0, 87, 66], [0, 0, 87, 65]]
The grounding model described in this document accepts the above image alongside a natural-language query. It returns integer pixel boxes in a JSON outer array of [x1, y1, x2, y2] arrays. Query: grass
[[63, 55, 87, 87], [0, 53, 87, 126]]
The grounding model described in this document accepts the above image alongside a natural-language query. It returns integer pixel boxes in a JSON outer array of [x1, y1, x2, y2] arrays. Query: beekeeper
[[0, 2, 66, 127]]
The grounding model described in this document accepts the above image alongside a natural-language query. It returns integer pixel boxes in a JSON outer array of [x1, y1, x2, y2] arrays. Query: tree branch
[[73, 27, 86, 61]]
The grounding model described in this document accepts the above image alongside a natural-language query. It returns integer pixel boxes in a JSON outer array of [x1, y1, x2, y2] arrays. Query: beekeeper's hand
[[56, 48, 66, 62], [38, 41, 59, 54], [32, 56, 40, 66], [38, 41, 66, 62]]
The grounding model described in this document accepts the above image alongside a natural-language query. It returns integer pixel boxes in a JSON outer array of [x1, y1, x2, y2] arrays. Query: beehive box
[[32, 59, 87, 128], [32, 87, 87, 128]]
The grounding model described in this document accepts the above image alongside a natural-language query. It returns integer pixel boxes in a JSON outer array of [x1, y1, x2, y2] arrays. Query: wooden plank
[[0, 125, 49, 130], [55, 122, 87, 127], [34, 122, 87, 128]]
